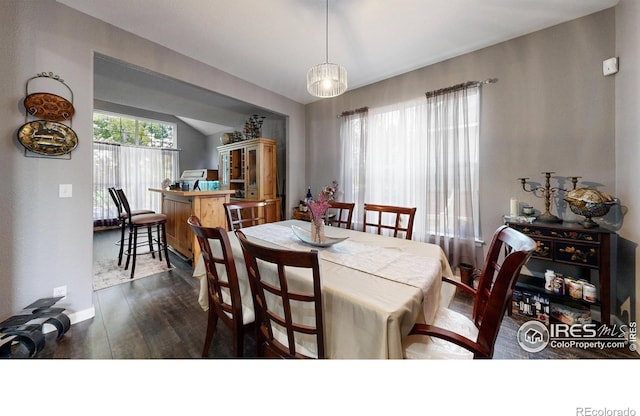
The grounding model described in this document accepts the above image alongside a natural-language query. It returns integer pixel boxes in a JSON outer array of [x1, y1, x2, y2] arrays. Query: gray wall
[[0, 0, 305, 320], [305, 9, 616, 254], [615, 0, 640, 327]]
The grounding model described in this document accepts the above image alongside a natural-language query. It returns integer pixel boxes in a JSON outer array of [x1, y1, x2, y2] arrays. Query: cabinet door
[[246, 144, 259, 198], [230, 148, 244, 180], [163, 196, 193, 259], [260, 142, 277, 200], [219, 150, 230, 189], [264, 198, 282, 223]]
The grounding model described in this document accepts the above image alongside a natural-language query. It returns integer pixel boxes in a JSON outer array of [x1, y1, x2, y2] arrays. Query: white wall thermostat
[[603, 57, 618, 76]]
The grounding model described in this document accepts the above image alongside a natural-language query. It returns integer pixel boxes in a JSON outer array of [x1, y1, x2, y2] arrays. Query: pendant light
[[306, 0, 347, 98]]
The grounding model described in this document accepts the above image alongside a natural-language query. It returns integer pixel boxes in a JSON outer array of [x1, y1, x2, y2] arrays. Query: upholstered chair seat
[[402, 307, 478, 359]]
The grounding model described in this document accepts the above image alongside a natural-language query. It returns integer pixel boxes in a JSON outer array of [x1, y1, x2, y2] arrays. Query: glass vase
[[311, 218, 325, 244]]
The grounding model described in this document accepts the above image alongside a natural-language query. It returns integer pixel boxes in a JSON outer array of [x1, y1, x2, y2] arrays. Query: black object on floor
[[0, 297, 70, 358]]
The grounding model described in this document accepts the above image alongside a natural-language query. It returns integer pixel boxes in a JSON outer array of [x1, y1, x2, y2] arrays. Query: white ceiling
[[175, 116, 233, 136], [59, 0, 618, 105]]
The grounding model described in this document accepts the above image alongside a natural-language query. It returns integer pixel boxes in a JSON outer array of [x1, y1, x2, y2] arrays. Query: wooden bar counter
[[149, 188, 235, 265]]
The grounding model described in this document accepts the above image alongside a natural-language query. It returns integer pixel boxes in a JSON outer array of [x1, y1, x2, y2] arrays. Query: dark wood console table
[[506, 220, 614, 324]]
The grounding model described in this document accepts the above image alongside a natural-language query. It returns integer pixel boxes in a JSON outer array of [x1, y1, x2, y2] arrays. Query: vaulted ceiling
[[59, 0, 618, 105]]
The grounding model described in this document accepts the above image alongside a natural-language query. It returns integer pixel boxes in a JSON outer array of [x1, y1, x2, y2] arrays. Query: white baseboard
[[68, 305, 96, 325]]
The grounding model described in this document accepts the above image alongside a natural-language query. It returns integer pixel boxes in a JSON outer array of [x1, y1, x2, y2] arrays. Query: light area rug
[[93, 255, 175, 291]]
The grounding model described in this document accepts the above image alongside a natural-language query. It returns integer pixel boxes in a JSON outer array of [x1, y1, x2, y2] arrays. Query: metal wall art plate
[[17, 120, 78, 156], [24, 92, 75, 122]]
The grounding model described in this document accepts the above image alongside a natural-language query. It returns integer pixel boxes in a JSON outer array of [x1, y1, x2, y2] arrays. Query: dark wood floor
[[30, 229, 637, 359], [34, 229, 254, 359]]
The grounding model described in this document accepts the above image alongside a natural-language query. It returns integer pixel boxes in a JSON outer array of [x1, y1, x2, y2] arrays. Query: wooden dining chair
[[326, 201, 355, 229], [362, 203, 417, 240], [187, 216, 254, 358], [116, 189, 171, 279], [402, 225, 536, 359], [236, 230, 325, 359], [224, 200, 268, 230], [108, 187, 155, 266]]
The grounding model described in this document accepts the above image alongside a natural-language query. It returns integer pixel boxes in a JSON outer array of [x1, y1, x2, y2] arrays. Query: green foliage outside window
[[93, 112, 175, 148]]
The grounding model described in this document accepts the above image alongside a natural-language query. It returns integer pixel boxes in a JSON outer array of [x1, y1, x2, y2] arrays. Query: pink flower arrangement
[[321, 181, 338, 201], [310, 192, 331, 222]]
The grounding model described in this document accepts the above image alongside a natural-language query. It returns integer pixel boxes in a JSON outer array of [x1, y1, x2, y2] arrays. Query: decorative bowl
[[564, 188, 616, 228], [291, 225, 348, 248]]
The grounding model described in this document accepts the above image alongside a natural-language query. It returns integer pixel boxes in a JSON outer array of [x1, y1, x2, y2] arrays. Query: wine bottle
[[305, 186, 312, 205]]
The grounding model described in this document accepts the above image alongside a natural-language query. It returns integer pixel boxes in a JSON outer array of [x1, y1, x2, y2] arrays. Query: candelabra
[[243, 114, 266, 140], [518, 172, 580, 223]]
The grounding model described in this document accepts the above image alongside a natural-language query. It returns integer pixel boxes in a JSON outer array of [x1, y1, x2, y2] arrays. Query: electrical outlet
[[53, 285, 67, 300]]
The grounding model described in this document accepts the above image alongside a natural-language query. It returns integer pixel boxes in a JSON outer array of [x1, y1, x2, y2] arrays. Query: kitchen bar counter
[[149, 188, 235, 264], [149, 188, 235, 198]]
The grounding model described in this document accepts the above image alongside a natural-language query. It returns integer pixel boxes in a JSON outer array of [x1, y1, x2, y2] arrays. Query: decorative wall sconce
[[17, 72, 77, 159]]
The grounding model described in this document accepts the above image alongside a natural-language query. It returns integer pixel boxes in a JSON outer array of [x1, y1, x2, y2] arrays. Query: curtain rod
[[425, 77, 497, 99], [93, 141, 181, 152], [337, 106, 368, 118]]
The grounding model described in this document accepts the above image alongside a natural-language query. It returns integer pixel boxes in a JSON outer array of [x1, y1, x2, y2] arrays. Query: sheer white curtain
[[93, 143, 179, 223], [93, 142, 121, 226], [119, 146, 179, 213], [339, 86, 479, 267], [339, 109, 368, 227], [424, 86, 479, 267]]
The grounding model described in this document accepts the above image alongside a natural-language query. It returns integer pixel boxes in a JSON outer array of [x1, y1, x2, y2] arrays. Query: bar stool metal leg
[[131, 227, 140, 279], [156, 223, 163, 262], [124, 227, 133, 271], [118, 218, 126, 266], [161, 223, 171, 268], [147, 226, 155, 259]]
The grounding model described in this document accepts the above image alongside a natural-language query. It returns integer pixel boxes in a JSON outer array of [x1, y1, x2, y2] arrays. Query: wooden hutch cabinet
[[506, 220, 614, 325], [218, 137, 281, 222]]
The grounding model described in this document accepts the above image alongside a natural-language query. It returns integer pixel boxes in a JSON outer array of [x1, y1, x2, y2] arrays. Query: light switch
[[59, 184, 72, 198], [603, 57, 618, 76]]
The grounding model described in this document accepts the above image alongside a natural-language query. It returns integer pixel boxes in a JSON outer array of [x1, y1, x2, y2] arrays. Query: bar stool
[[116, 189, 171, 279], [108, 187, 155, 266]]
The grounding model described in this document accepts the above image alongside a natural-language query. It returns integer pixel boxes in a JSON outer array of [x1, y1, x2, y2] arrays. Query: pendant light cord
[[325, 0, 329, 63]]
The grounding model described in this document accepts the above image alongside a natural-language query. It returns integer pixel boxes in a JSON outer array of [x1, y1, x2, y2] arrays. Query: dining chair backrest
[[187, 216, 251, 357], [362, 203, 417, 240], [224, 200, 268, 230], [236, 230, 325, 359], [472, 226, 536, 339], [408, 225, 536, 358], [327, 201, 355, 229]]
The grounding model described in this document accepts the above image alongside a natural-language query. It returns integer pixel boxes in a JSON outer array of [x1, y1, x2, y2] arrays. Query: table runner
[[239, 222, 442, 302]]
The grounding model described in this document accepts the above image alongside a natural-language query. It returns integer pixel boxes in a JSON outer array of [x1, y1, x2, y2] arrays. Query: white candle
[[510, 198, 518, 216]]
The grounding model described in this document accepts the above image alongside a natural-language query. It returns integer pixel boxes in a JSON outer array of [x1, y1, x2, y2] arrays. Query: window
[[93, 111, 176, 148], [93, 111, 179, 226], [340, 86, 480, 267]]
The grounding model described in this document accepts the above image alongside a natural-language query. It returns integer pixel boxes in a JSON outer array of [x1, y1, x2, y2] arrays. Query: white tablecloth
[[193, 220, 453, 359]]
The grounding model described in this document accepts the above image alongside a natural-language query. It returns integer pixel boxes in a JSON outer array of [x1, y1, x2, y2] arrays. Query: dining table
[[192, 219, 453, 359]]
